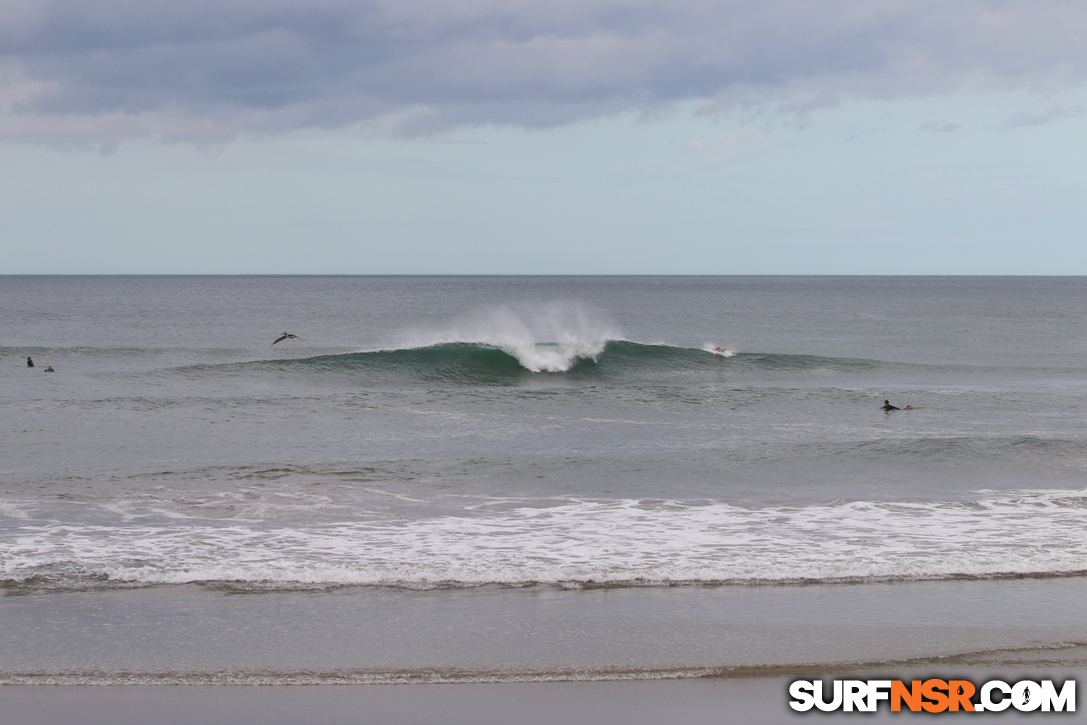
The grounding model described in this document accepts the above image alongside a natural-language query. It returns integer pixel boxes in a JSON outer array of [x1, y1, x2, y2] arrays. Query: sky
[[2, 0, 1087, 274]]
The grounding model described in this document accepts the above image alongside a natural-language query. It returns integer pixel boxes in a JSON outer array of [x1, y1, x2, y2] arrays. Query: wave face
[[295, 340, 703, 376], [247, 343, 918, 385], [322, 341, 617, 376], [388, 303, 623, 373], [232, 302, 915, 380], [6, 489, 1087, 592]]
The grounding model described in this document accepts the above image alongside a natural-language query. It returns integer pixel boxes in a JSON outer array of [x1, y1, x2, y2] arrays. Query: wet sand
[[5, 579, 1086, 722], [6, 578, 1087, 683], [4, 671, 1084, 725]]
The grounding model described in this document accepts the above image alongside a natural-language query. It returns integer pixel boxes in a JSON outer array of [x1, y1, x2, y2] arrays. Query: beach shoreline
[[4, 668, 1083, 725], [5, 277, 1087, 724], [5, 578, 1087, 686]]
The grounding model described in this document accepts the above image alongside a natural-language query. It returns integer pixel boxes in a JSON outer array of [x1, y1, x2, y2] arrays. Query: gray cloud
[[2, 0, 1087, 145], [1000, 104, 1084, 128], [919, 121, 959, 133]]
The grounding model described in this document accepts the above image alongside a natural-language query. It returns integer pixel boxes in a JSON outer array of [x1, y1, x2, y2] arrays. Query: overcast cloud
[[2, 0, 1087, 145]]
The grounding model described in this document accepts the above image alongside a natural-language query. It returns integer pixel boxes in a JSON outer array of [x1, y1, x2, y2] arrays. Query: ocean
[[3, 275, 1087, 686]]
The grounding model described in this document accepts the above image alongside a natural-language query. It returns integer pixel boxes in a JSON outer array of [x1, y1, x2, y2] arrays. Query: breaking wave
[[388, 303, 622, 373], [228, 302, 914, 378], [6, 489, 1087, 592], [240, 343, 915, 382]]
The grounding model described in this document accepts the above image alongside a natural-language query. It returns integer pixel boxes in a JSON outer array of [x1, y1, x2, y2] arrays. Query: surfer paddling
[[882, 400, 913, 411], [272, 332, 301, 345]]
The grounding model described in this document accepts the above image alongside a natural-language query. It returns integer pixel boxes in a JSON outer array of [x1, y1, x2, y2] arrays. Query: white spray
[[392, 303, 625, 372]]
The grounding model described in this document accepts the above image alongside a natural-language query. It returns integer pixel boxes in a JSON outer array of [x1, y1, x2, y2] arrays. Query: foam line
[[5, 489, 1087, 590]]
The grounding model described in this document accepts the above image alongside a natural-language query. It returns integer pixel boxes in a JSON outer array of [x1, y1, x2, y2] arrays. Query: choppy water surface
[[3, 276, 1087, 681]]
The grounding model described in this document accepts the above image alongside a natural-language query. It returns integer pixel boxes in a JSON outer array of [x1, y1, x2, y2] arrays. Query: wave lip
[[397, 339, 610, 374], [263, 345, 919, 382], [259, 340, 736, 383]]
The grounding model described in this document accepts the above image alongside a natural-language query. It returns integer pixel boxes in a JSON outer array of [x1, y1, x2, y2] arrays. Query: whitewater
[[4, 275, 1087, 684], [7, 490, 1087, 591]]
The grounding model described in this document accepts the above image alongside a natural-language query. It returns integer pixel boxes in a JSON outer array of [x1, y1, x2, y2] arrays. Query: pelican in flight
[[272, 332, 301, 345]]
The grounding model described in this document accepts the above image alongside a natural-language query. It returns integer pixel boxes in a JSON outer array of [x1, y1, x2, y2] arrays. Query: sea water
[[2, 275, 1087, 684]]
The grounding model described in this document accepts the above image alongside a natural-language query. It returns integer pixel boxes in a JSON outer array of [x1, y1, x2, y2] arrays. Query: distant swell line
[[219, 341, 907, 380]]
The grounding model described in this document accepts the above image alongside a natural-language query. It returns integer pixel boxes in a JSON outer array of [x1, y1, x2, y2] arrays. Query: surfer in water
[[26, 356, 33, 368], [882, 400, 899, 411]]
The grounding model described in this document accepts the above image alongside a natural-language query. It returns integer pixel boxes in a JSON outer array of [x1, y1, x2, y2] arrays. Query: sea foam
[[6, 489, 1087, 591]]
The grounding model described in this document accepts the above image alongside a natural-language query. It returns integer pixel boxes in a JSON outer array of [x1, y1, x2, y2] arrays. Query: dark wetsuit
[[26, 357, 33, 368], [882, 403, 899, 411]]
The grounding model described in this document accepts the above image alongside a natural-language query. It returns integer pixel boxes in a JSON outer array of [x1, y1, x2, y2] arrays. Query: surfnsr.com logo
[[789, 679, 1076, 713]]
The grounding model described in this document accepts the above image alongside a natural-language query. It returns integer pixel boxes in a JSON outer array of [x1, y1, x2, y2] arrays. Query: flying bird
[[272, 332, 301, 345]]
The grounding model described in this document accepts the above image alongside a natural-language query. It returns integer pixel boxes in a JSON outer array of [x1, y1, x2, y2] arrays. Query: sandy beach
[[5, 670, 1084, 725], [6, 277, 1087, 724]]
